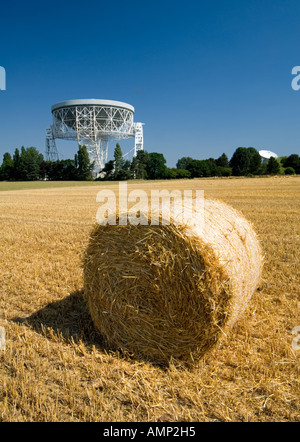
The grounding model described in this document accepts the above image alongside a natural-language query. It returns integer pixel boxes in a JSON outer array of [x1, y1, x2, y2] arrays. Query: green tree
[[117, 159, 132, 180], [176, 157, 194, 170], [12, 148, 22, 180], [18, 146, 26, 179], [267, 157, 280, 175], [216, 166, 232, 177], [284, 167, 296, 175], [114, 143, 123, 179], [185, 159, 211, 178], [174, 169, 191, 179], [74, 153, 78, 169], [99, 160, 115, 180], [256, 161, 268, 175], [130, 155, 139, 179], [164, 168, 178, 179], [146, 152, 167, 179], [230, 147, 251, 176], [48, 161, 64, 180], [18, 147, 44, 180], [279, 156, 288, 167], [76, 145, 93, 180], [46, 159, 77, 180], [177, 156, 221, 177], [133, 150, 149, 179], [282, 154, 300, 174], [206, 158, 218, 176], [216, 153, 229, 168], [247, 147, 261, 174], [62, 159, 77, 180], [0, 152, 14, 180], [39, 161, 52, 180]]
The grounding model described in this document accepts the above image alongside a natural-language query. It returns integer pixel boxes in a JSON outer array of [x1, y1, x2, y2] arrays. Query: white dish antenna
[[46, 99, 144, 176], [259, 150, 278, 160]]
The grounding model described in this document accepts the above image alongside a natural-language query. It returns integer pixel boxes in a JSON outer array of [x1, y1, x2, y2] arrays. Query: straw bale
[[83, 198, 263, 365]]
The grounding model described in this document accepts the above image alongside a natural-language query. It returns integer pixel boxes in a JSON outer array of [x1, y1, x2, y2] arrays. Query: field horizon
[[1, 174, 299, 193]]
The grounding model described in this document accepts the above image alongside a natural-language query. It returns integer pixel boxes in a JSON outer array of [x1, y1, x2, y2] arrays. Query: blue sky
[[0, 0, 300, 167]]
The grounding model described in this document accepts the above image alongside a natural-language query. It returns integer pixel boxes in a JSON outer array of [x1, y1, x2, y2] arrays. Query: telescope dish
[[46, 99, 144, 176], [259, 150, 278, 160]]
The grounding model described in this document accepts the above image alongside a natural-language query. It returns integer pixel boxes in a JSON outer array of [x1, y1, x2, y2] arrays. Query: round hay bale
[[83, 198, 263, 365]]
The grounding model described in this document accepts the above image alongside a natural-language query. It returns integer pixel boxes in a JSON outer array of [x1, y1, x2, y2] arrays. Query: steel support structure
[[49, 100, 144, 176], [134, 122, 144, 157], [45, 126, 59, 162]]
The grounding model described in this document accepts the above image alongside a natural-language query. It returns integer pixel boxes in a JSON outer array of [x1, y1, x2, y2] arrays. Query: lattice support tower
[[45, 126, 59, 162], [48, 99, 144, 176], [134, 122, 144, 156]]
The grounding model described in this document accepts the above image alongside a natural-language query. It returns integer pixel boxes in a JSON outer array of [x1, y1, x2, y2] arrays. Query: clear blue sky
[[0, 0, 300, 167]]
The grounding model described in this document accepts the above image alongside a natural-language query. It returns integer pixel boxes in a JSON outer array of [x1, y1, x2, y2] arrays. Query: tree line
[[99, 144, 300, 180], [0, 145, 93, 181], [0, 143, 299, 181]]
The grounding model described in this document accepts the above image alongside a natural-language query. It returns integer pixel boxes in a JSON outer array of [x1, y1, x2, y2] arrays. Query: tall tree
[[206, 158, 218, 176], [130, 155, 138, 179], [114, 143, 123, 179], [283, 154, 300, 173], [19, 146, 27, 179], [146, 152, 167, 179], [230, 147, 251, 176], [216, 153, 229, 168], [0, 152, 14, 180], [39, 161, 52, 180], [12, 148, 22, 180], [176, 157, 194, 170], [247, 147, 261, 174], [131, 150, 149, 179], [18, 146, 44, 180], [99, 160, 115, 180], [76, 145, 93, 180], [186, 159, 211, 178], [230, 147, 261, 176], [267, 157, 280, 175], [117, 160, 132, 180]]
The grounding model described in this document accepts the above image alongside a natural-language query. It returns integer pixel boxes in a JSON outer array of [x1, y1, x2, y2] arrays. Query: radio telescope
[[259, 150, 278, 163], [46, 99, 144, 175]]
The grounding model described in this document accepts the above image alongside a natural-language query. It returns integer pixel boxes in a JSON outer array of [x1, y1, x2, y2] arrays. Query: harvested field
[[0, 176, 299, 422]]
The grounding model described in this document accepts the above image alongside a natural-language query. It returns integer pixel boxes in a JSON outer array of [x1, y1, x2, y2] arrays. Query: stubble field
[[0, 176, 299, 422]]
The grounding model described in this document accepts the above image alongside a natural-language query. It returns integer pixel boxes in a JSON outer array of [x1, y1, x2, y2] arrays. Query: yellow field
[[0, 176, 299, 422]]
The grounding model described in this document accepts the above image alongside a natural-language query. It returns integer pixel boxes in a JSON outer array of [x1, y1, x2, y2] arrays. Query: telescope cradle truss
[[45, 99, 144, 175]]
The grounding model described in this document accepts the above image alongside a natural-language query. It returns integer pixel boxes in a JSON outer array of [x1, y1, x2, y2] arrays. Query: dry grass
[[0, 176, 299, 421]]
